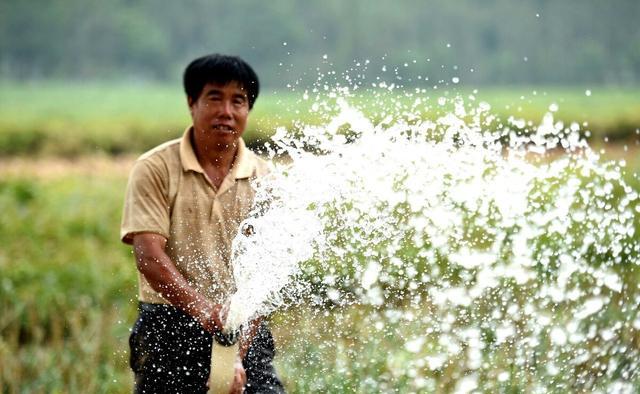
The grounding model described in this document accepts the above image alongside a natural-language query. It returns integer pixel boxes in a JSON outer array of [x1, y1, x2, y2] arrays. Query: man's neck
[[191, 131, 239, 172]]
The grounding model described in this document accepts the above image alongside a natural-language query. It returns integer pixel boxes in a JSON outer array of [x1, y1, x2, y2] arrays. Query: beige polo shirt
[[120, 127, 271, 305]]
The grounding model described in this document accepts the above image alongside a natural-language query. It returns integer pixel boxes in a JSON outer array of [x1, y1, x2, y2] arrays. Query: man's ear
[[187, 96, 195, 115]]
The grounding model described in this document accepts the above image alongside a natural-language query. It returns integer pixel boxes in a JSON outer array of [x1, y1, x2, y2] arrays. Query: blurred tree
[[0, 0, 638, 86]]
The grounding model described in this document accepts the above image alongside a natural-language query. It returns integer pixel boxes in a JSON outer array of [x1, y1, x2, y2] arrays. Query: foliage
[[0, 171, 136, 392], [1, 151, 638, 391], [1, 0, 640, 86], [0, 82, 639, 157]]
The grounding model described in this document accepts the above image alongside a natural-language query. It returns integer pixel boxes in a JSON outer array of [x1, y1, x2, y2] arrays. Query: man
[[121, 54, 284, 393]]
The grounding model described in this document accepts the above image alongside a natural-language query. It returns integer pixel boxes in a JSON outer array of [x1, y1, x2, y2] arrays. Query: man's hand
[[201, 303, 224, 334], [228, 360, 246, 394]]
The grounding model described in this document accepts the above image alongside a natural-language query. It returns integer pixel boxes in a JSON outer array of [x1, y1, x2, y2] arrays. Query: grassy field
[[1, 81, 639, 392], [0, 161, 133, 393], [0, 82, 639, 156], [1, 146, 639, 392]]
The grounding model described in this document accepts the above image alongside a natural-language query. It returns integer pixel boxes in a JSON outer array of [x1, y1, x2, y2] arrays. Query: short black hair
[[183, 54, 260, 109]]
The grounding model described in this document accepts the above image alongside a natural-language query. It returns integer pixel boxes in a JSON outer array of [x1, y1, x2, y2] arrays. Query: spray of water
[[222, 80, 639, 390]]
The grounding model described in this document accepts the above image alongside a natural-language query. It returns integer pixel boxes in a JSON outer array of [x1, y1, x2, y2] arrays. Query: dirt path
[[1, 144, 637, 179], [0, 155, 137, 178]]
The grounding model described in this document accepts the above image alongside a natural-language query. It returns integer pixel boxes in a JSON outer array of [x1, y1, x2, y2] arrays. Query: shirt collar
[[179, 127, 256, 179]]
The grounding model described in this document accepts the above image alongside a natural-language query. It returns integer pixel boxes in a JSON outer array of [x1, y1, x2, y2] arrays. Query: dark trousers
[[129, 302, 284, 394]]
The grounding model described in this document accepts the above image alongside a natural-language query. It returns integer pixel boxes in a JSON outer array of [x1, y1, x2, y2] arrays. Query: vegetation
[[1, 60, 638, 394], [1, 0, 639, 86], [1, 149, 638, 392], [0, 82, 639, 157], [0, 168, 134, 392]]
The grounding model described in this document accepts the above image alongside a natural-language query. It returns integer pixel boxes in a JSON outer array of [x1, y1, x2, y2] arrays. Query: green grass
[[0, 81, 639, 156], [1, 150, 639, 392], [472, 87, 640, 142], [0, 171, 135, 392], [1, 80, 639, 392]]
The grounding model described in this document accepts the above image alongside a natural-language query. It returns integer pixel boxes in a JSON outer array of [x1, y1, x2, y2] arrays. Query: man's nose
[[218, 100, 233, 118]]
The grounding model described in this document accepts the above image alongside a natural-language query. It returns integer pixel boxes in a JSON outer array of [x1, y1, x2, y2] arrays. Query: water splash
[[223, 85, 639, 390]]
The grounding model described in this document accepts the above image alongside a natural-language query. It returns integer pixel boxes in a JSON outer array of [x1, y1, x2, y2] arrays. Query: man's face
[[188, 81, 250, 148]]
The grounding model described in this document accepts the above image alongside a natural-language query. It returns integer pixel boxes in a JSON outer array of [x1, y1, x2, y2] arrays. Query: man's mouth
[[211, 124, 235, 134]]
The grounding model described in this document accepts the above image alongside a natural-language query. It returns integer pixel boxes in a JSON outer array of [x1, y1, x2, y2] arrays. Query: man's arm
[[132, 232, 223, 333], [229, 317, 262, 394]]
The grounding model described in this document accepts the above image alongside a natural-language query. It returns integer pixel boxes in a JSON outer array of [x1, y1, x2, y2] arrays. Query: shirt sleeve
[[120, 158, 171, 244]]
